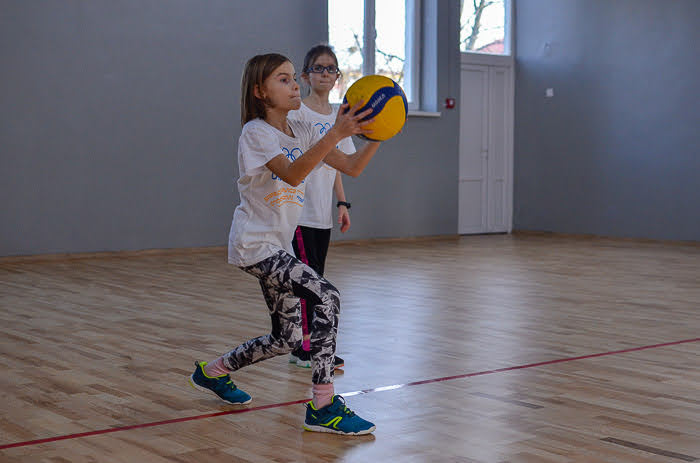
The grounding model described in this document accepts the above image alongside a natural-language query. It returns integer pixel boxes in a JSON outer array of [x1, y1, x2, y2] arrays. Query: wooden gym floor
[[0, 234, 698, 462]]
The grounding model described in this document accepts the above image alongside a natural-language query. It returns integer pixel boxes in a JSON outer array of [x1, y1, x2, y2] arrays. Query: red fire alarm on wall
[[444, 98, 456, 109]]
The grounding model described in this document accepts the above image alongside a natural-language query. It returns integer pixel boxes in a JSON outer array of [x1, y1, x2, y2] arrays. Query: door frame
[[459, 52, 515, 233]]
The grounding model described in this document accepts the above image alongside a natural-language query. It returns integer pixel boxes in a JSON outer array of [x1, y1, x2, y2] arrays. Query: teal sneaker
[[189, 361, 252, 405], [303, 395, 375, 435]]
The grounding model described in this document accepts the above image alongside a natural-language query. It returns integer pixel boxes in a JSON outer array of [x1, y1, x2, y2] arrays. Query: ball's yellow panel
[[343, 75, 408, 141]]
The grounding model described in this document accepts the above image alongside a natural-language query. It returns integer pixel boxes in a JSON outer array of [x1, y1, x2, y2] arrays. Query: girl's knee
[[285, 325, 303, 351], [271, 325, 302, 353], [286, 324, 303, 347], [271, 337, 302, 354], [288, 337, 303, 352]]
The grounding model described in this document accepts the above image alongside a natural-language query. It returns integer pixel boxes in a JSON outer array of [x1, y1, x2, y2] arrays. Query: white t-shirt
[[228, 118, 322, 267], [288, 102, 355, 229]]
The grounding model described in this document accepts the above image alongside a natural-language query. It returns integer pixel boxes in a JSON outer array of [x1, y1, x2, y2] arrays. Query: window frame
[[459, 0, 513, 57], [332, 0, 422, 111]]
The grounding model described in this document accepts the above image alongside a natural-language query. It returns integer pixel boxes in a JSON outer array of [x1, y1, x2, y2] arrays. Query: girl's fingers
[[347, 100, 365, 116], [355, 117, 375, 135], [355, 107, 373, 120], [337, 101, 375, 136]]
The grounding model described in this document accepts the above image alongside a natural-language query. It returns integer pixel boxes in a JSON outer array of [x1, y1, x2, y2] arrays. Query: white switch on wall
[[545, 88, 554, 98]]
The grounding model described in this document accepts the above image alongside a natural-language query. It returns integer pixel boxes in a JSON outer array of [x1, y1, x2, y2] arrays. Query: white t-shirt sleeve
[[238, 122, 283, 177]]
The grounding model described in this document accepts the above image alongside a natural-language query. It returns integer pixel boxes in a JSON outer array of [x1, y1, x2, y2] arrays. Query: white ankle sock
[[203, 357, 229, 377], [312, 383, 334, 409]]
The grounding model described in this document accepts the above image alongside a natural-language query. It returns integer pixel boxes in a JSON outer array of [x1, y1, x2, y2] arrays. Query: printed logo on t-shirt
[[313, 121, 339, 170], [267, 146, 304, 207], [271, 147, 304, 184], [264, 186, 304, 207], [314, 122, 332, 134]]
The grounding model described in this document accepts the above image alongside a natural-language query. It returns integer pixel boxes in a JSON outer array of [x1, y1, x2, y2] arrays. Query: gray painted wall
[[514, 0, 700, 241], [0, 0, 460, 256], [3, 0, 697, 256]]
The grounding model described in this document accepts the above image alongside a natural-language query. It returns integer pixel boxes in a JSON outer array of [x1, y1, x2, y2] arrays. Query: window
[[460, 0, 510, 55], [328, 0, 420, 109]]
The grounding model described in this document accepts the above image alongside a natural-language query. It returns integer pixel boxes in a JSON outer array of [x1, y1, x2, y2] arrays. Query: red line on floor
[[1, 337, 697, 451], [342, 337, 700, 395]]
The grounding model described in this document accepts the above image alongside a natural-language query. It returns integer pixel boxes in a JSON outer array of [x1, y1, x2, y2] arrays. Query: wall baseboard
[[512, 229, 699, 247], [3, 231, 696, 264], [0, 246, 228, 264], [330, 234, 461, 248], [0, 235, 463, 264]]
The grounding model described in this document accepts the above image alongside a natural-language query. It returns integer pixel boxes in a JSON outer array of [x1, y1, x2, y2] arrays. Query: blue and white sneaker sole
[[188, 375, 252, 405], [303, 423, 376, 435]]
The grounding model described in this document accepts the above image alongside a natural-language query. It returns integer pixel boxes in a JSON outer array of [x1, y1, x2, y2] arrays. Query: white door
[[459, 65, 489, 234], [459, 57, 513, 234], [487, 65, 511, 232]]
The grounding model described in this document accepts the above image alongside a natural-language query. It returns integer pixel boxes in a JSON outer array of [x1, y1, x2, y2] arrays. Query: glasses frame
[[306, 64, 341, 75]]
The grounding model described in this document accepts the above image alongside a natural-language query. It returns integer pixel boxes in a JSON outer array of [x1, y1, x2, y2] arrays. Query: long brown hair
[[240, 53, 291, 126]]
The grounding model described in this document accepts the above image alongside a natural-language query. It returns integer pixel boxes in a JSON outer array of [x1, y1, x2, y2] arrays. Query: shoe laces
[[224, 379, 238, 391], [306, 396, 356, 417], [334, 396, 356, 417]]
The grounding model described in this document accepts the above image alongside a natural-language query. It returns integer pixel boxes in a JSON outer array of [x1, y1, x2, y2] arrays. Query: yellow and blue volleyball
[[342, 75, 408, 141]]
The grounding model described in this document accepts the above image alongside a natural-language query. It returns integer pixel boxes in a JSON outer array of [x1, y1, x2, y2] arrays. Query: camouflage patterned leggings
[[221, 250, 340, 385]]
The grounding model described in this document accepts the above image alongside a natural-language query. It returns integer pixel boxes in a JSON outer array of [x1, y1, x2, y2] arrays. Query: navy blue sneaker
[[189, 361, 252, 405], [304, 395, 375, 435]]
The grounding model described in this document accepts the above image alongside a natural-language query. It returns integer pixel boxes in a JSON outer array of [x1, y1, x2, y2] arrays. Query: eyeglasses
[[307, 64, 341, 74]]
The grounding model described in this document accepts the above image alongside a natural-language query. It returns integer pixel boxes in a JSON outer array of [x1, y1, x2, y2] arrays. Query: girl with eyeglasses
[[287, 45, 355, 371], [189, 52, 380, 435]]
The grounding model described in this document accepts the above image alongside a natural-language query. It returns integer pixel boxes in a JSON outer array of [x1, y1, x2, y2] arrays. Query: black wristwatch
[[337, 201, 351, 209]]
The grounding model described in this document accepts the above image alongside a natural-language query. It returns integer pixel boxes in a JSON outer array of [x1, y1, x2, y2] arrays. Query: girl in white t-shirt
[[188, 53, 380, 435], [287, 45, 354, 370]]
